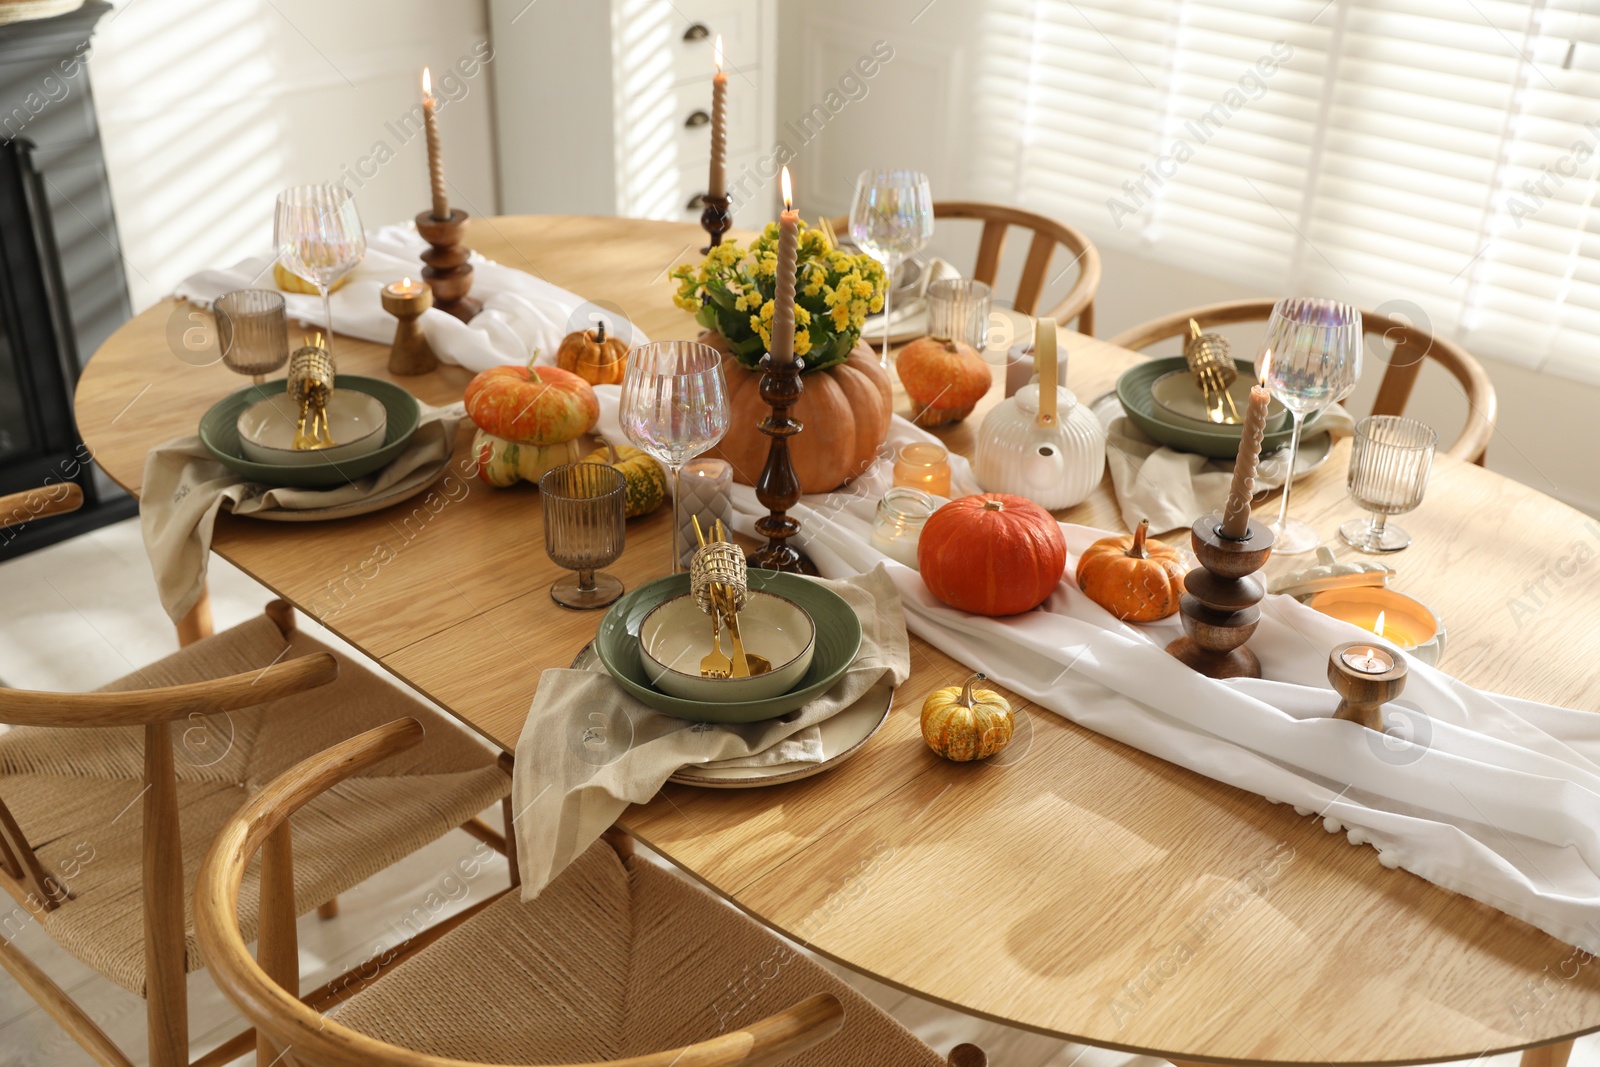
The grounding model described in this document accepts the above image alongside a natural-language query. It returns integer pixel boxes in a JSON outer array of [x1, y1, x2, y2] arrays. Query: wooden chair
[[1107, 298, 1497, 464], [830, 201, 1102, 335], [0, 495, 512, 1067], [195, 718, 992, 1067]]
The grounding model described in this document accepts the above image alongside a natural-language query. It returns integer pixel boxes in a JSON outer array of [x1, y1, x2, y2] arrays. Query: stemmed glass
[[1253, 297, 1363, 555], [849, 169, 934, 366], [274, 184, 366, 354], [620, 341, 730, 572], [1340, 415, 1436, 553], [540, 462, 628, 609]]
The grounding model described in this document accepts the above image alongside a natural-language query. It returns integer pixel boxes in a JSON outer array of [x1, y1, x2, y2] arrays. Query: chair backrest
[[1106, 298, 1497, 464], [193, 717, 849, 1067], [828, 201, 1102, 335], [0, 482, 83, 531]]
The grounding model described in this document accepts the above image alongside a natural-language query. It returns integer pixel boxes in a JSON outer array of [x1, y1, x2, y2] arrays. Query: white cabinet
[[488, 0, 776, 230]]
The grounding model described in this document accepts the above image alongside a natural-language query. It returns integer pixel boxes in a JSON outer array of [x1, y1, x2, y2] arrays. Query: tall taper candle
[[709, 35, 728, 199], [1220, 362, 1272, 539], [422, 67, 449, 221], [769, 166, 799, 364]]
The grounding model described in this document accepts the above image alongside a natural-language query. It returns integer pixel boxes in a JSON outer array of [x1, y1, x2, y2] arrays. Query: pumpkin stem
[[959, 672, 987, 708], [982, 500, 1005, 512], [526, 347, 542, 373], [1129, 519, 1151, 560], [595, 320, 607, 343], [604, 437, 620, 465]]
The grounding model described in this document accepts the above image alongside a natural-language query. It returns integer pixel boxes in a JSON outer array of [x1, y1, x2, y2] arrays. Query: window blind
[[972, 0, 1600, 382]]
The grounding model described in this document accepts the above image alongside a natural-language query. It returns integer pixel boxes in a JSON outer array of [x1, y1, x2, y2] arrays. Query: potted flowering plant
[[670, 221, 888, 372]]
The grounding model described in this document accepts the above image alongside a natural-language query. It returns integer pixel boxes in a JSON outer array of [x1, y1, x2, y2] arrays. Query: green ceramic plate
[[199, 376, 422, 489], [595, 571, 863, 723], [1117, 357, 1324, 459]]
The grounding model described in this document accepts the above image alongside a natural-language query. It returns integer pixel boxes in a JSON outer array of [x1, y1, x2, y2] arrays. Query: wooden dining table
[[74, 214, 1600, 1066]]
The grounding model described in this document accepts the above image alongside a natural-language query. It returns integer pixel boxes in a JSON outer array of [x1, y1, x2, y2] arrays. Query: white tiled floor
[[0, 519, 1594, 1067]]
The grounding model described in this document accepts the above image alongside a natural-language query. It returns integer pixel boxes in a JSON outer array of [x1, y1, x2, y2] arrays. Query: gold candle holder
[[381, 278, 437, 376], [1328, 642, 1408, 732]]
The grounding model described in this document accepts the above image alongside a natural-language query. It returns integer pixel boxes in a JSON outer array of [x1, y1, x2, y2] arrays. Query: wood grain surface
[[74, 215, 1600, 1065]]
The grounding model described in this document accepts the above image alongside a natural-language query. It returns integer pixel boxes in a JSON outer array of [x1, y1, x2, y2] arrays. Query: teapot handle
[[1035, 316, 1058, 428]]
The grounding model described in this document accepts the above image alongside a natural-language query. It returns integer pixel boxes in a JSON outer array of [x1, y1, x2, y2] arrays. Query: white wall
[[86, 0, 500, 313], [775, 0, 1600, 516]]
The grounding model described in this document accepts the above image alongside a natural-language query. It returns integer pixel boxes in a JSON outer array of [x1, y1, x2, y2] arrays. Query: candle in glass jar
[[769, 166, 799, 364], [708, 35, 728, 199], [673, 458, 733, 567], [422, 68, 449, 220], [893, 443, 953, 497], [871, 486, 938, 568]]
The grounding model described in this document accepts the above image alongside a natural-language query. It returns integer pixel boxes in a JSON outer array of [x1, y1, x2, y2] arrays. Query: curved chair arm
[[196, 718, 848, 1067], [933, 200, 1102, 331], [0, 652, 338, 728], [0, 483, 84, 532], [1105, 298, 1278, 353]]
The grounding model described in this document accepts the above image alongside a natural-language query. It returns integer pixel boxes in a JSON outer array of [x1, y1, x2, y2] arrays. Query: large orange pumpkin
[[464, 361, 599, 445], [897, 337, 992, 427], [1075, 518, 1186, 622], [918, 493, 1067, 617], [701, 332, 893, 494]]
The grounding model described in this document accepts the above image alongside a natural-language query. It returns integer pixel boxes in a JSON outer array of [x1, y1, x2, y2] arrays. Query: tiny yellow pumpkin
[[583, 440, 667, 517], [272, 260, 351, 296], [921, 672, 1014, 762]]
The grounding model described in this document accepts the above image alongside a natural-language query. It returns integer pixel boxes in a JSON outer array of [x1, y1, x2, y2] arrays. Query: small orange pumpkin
[[556, 320, 629, 386], [921, 672, 1014, 762], [1075, 519, 1187, 622], [896, 336, 992, 427]]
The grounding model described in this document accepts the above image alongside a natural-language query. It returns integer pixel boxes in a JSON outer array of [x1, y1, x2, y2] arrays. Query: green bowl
[[199, 377, 422, 489], [595, 571, 863, 723], [1116, 357, 1324, 459]]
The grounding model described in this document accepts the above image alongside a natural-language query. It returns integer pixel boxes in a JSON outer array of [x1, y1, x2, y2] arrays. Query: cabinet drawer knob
[[685, 109, 710, 128], [683, 22, 710, 41]]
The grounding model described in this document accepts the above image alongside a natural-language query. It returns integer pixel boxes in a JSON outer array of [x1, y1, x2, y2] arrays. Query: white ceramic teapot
[[973, 317, 1106, 509]]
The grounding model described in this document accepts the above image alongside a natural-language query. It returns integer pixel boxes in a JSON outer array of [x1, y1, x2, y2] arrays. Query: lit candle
[[892, 443, 952, 497], [1220, 351, 1272, 540], [674, 458, 733, 567], [1340, 646, 1394, 675], [708, 34, 727, 200], [422, 68, 449, 221], [384, 276, 427, 299], [769, 166, 799, 364]]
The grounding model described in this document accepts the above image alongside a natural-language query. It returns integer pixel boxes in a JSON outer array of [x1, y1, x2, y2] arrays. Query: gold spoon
[[713, 520, 772, 676]]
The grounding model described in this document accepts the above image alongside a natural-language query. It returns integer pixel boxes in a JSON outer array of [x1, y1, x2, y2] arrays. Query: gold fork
[[693, 517, 734, 678]]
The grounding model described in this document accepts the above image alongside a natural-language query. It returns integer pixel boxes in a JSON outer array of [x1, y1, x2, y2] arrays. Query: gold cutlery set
[[692, 517, 772, 679], [1184, 318, 1241, 425]]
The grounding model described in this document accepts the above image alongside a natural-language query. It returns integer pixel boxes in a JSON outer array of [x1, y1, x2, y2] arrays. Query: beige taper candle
[[709, 35, 728, 199], [422, 67, 449, 221], [769, 166, 799, 364], [1220, 380, 1272, 539]]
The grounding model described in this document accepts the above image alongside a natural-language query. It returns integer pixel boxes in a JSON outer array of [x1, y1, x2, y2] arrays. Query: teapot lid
[[1013, 382, 1078, 416]]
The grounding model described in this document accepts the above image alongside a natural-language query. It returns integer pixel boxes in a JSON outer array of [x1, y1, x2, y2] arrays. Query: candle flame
[[422, 67, 433, 99], [401, 276, 412, 287], [780, 165, 793, 210], [1373, 610, 1386, 638], [1259, 349, 1273, 384], [714, 33, 723, 72]]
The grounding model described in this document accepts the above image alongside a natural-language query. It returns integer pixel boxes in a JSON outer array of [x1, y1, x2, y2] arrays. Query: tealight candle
[[674, 458, 733, 567], [871, 486, 937, 568], [381, 276, 436, 375], [893, 443, 952, 498], [1328, 640, 1408, 732], [1340, 645, 1394, 675]]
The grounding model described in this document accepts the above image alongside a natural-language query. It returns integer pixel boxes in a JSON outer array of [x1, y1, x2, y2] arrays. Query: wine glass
[[849, 169, 934, 366], [1253, 297, 1363, 555], [620, 341, 730, 572], [1339, 415, 1436, 553], [274, 184, 366, 355]]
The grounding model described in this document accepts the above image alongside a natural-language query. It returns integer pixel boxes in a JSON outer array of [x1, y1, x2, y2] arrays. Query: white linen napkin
[[1097, 400, 1356, 535], [174, 225, 650, 374], [139, 403, 464, 623], [719, 431, 1600, 952], [510, 566, 911, 897]]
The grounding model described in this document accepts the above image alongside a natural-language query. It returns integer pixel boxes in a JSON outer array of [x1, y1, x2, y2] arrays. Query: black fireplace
[[0, 1, 134, 558]]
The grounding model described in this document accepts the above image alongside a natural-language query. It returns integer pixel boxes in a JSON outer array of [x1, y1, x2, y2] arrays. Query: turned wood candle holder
[[380, 282, 437, 376], [1166, 515, 1275, 679], [1328, 642, 1408, 732], [746, 351, 818, 576], [699, 193, 732, 253], [415, 208, 482, 323]]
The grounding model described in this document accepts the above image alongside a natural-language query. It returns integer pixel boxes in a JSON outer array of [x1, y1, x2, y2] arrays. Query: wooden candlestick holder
[[380, 284, 437, 376], [746, 352, 818, 576], [415, 209, 482, 323], [1328, 642, 1408, 732], [699, 193, 732, 253], [1166, 515, 1275, 679]]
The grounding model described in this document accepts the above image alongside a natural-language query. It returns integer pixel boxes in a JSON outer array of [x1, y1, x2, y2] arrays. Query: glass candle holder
[[927, 278, 993, 350], [215, 289, 289, 382], [871, 486, 938, 568], [893, 442, 952, 497], [673, 457, 734, 567]]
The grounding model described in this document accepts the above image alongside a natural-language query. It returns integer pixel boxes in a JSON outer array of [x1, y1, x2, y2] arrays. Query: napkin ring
[[690, 541, 747, 615]]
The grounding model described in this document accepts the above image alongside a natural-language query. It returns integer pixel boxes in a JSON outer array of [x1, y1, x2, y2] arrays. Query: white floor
[[0, 518, 1592, 1067]]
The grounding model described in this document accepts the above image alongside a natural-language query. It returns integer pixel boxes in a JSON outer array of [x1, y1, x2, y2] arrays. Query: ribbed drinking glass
[[540, 462, 627, 609], [1339, 415, 1437, 553], [214, 289, 288, 383]]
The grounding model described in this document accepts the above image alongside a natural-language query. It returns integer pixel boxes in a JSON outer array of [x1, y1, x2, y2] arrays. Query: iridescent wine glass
[[849, 168, 933, 366], [274, 184, 366, 356]]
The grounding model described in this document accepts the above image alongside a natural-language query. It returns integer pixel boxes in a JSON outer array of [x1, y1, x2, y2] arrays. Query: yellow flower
[[794, 328, 811, 357], [830, 303, 850, 330]]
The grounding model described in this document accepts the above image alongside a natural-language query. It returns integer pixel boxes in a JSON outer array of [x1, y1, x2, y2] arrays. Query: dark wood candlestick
[[1328, 642, 1408, 731], [1166, 515, 1274, 679], [746, 351, 818, 576], [415, 208, 482, 323], [699, 193, 732, 253]]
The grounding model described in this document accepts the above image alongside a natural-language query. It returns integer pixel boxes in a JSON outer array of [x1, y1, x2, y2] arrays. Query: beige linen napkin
[[1096, 402, 1354, 535], [139, 402, 464, 623], [511, 565, 910, 898]]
